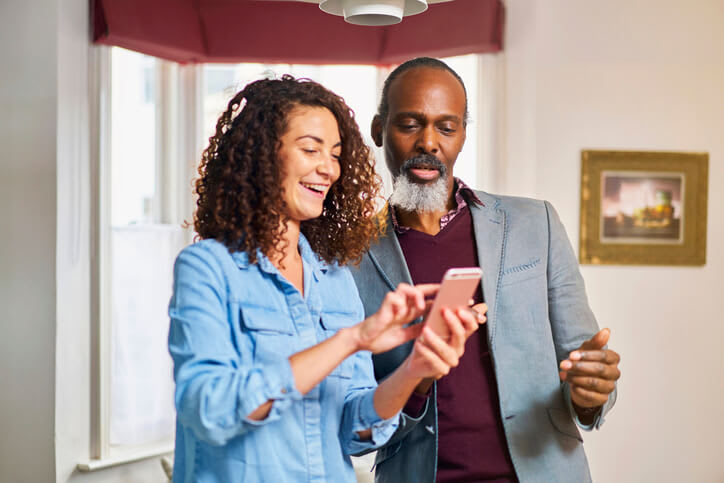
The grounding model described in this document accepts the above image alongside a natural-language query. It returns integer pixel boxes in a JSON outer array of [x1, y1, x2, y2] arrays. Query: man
[[350, 57, 620, 482]]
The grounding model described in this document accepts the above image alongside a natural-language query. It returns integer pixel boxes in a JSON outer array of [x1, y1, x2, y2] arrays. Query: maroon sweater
[[398, 206, 517, 482]]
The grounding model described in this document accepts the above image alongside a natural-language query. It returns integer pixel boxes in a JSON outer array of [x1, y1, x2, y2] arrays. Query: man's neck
[[395, 195, 457, 236]]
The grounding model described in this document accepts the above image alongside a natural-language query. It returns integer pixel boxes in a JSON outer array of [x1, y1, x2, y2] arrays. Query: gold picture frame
[[580, 150, 708, 266]]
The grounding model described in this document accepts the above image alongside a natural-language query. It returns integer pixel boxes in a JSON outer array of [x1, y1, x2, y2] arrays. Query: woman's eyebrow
[[295, 135, 342, 148]]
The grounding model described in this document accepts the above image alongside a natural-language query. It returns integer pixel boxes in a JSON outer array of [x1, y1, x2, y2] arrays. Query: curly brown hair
[[193, 75, 380, 266]]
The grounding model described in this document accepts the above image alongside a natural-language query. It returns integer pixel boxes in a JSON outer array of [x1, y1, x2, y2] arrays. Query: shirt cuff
[[564, 382, 606, 431], [345, 389, 400, 453], [239, 357, 301, 426]]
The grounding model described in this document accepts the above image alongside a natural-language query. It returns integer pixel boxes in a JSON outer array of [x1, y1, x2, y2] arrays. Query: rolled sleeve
[[339, 349, 400, 454], [239, 357, 302, 426], [342, 388, 400, 454]]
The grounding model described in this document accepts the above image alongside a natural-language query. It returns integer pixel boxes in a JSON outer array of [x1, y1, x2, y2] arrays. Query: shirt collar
[[231, 232, 328, 278], [389, 177, 482, 234]]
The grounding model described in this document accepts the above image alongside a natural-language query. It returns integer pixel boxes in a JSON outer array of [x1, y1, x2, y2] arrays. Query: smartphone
[[424, 267, 483, 340]]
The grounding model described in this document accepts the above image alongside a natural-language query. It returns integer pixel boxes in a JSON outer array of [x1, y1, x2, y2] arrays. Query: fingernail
[[560, 361, 572, 370], [570, 351, 581, 360]]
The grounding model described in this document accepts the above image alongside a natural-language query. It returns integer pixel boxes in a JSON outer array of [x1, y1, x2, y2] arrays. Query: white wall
[[0, 0, 59, 481], [1, 0, 168, 481], [503, 1, 724, 481]]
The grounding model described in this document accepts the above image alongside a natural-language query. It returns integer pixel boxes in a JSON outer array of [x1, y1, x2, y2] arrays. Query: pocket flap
[[320, 312, 359, 331], [241, 305, 295, 335]]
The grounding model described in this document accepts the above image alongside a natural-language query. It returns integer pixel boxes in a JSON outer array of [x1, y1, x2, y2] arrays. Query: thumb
[[579, 328, 610, 350]]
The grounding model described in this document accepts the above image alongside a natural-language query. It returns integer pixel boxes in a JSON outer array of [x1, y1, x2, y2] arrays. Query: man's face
[[372, 67, 467, 203]]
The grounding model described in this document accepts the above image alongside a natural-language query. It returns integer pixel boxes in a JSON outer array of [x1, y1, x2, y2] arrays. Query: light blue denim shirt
[[168, 236, 399, 483]]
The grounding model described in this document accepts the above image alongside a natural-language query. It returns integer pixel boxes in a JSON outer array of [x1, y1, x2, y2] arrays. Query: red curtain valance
[[92, 0, 504, 64]]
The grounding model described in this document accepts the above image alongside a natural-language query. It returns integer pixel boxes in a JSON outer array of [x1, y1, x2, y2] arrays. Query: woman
[[168, 75, 479, 482]]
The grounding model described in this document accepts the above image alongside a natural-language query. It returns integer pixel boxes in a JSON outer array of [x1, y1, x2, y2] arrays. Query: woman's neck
[[272, 220, 304, 294], [271, 219, 301, 266]]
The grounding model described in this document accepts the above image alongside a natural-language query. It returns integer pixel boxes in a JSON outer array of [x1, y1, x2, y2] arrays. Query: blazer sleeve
[[544, 201, 617, 430]]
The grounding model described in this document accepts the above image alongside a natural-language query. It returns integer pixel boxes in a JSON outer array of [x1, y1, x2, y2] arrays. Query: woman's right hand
[[404, 304, 485, 383], [350, 283, 439, 354]]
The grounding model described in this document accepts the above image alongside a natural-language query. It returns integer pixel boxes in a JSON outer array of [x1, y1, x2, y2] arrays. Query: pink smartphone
[[424, 267, 483, 340]]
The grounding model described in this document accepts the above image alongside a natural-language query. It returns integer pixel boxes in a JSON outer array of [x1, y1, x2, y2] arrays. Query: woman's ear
[[371, 115, 383, 147]]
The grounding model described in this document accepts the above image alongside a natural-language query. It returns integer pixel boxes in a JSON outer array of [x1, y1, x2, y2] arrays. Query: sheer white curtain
[[109, 225, 184, 446]]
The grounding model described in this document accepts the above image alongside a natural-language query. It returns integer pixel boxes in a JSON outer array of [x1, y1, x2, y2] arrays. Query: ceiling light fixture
[[304, 0, 453, 27]]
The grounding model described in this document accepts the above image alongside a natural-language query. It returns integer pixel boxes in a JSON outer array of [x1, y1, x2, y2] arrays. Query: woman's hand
[[350, 283, 438, 354], [403, 303, 486, 393]]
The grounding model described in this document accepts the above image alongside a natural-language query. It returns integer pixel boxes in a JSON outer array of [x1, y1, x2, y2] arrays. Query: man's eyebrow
[[393, 111, 462, 122], [295, 135, 342, 148]]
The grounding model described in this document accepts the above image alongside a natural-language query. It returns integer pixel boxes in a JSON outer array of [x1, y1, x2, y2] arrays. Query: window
[[93, 48, 499, 466], [95, 47, 193, 461]]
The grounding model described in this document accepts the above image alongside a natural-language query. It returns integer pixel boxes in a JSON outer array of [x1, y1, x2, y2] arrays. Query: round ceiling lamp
[[318, 0, 451, 26]]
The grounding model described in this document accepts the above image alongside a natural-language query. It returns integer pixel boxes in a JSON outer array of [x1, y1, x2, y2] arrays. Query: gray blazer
[[350, 190, 616, 483]]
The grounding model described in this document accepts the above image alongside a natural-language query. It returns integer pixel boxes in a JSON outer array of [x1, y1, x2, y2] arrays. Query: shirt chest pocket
[[320, 312, 359, 379], [240, 305, 296, 364]]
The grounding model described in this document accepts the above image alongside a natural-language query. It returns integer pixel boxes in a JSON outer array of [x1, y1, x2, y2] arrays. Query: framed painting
[[579, 150, 708, 265]]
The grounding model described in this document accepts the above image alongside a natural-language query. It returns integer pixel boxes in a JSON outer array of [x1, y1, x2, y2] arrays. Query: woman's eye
[[303, 149, 317, 154]]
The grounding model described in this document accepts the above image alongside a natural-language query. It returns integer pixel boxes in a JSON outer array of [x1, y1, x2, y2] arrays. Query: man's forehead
[[386, 67, 466, 118]]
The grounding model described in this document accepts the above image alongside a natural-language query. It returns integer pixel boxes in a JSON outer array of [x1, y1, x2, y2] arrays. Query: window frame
[[83, 46, 201, 471]]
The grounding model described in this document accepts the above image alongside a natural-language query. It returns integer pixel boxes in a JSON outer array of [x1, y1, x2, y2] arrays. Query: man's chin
[[389, 173, 450, 213]]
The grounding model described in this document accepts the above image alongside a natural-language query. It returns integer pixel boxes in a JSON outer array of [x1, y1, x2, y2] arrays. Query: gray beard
[[388, 173, 449, 213]]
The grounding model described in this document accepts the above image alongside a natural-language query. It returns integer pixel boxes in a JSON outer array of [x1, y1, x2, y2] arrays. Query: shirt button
[[281, 388, 287, 394]]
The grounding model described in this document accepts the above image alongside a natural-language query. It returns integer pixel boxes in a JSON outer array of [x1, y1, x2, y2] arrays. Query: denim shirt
[[168, 236, 399, 483]]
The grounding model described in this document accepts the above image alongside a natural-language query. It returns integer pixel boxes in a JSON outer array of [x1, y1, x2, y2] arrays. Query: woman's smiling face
[[278, 105, 342, 223]]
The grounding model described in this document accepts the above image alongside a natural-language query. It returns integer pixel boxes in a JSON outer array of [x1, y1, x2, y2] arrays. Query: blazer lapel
[[470, 192, 506, 347], [368, 205, 413, 291]]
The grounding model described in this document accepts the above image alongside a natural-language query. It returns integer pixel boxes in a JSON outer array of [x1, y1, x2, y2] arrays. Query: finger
[[382, 291, 407, 323], [385, 323, 425, 348], [396, 283, 427, 311], [579, 328, 610, 351], [569, 349, 620, 365], [413, 283, 440, 298], [461, 309, 481, 334], [473, 303, 488, 316], [562, 361, 621, 381], [412, 339, 451, 379], [421, 326, 460, 367], [570, 385, 610, 407], [469, 304, 487, 325], [442, 308, 468, 356], [567, 375, 616, 395]]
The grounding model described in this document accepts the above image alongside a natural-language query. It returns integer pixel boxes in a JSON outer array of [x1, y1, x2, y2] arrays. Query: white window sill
[[77, 443, 174, 472]]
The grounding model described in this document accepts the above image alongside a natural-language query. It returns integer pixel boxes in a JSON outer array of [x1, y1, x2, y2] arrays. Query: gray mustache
[[400, 155, 448, 177]]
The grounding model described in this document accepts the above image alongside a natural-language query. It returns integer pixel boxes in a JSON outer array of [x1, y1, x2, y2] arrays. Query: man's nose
[[415, 125, 439, 154]]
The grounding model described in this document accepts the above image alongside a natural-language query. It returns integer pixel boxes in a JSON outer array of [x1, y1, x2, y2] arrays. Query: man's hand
[[559, 328, 621, 420]]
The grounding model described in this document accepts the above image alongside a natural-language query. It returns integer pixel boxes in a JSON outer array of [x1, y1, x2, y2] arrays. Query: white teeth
[[301, 182, 328, 193]]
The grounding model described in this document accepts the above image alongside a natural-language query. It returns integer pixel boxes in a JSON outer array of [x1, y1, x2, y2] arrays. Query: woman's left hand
[[351, 283, 438, 354]]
